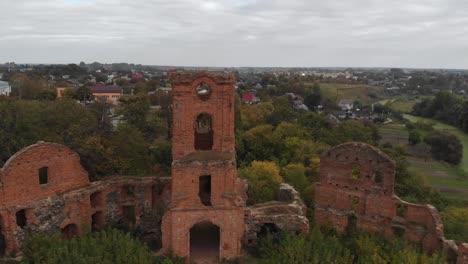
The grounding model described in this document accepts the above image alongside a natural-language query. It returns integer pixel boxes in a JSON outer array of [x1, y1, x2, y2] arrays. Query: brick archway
[[61, 223, 79, 240], [189, 221, 220, 263]]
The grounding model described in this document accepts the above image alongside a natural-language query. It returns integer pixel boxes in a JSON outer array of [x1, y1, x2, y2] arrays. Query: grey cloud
[[0, 0, 466, 68]]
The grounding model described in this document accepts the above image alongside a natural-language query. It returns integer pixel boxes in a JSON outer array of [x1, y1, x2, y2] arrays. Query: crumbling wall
[[0, 142, 171, 256], [244, 183, 309, 246], [314, 142, 464, 263], [459, 243, 468, 264]]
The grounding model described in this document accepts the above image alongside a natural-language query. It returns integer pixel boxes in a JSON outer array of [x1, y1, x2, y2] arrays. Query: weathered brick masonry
[[0, 71, 308, 263], [1, 71, 463, 263], [0, 142, 171, 255], [314, 142, 467, 263]]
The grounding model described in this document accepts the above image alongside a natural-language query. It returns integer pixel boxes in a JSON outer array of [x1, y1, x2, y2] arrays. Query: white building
[[0, 81, 11, 96]]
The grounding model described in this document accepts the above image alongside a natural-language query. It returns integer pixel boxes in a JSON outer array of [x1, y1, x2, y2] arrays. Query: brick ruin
[[0, 71, 308, 263], [315, 142, 467, 263], [0, 71, 464, 263], [0, 142, 172, 255]]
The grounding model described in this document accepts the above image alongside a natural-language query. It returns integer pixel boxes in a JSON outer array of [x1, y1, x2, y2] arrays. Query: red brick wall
[[314, 142, 463, 261], [171, 72, 236, 160], [0, 142, 89, 207]]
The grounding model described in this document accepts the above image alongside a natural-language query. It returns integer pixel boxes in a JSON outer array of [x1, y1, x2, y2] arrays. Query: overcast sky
[[0, 0, 467, 68]]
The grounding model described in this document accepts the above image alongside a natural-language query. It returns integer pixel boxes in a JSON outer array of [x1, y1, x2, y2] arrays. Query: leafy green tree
[[117, 95, 151, 136], [73, 86, 94, 102], [424, 131, 463, 165], [282, 164, 308, 196], [408, 130, 421, 145], [267, 96, 298, 126], [110, 123, 152, 175], [304, 83, 322, 110], [240, 161, 283, 204], [442, 207, 468, 242]]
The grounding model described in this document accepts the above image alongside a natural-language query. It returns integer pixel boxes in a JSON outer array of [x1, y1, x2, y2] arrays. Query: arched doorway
[[61, 224, 79, 240], [194, 113, 213, 150], [190, 221, 220, 263]]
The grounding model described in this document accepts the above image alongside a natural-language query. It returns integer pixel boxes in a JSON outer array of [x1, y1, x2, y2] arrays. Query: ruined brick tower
[[161, 71, 245, 262]]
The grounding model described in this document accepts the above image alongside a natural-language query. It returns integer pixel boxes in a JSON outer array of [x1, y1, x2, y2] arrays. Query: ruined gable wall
[[0, 142, 89, 207], [314, 142, 463, 262]]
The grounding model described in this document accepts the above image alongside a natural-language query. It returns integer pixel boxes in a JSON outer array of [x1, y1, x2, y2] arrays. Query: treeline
[[0, 97, 171, 180], [253, 226, 447, 264]]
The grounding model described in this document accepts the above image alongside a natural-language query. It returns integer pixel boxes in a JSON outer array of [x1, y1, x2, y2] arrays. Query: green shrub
[[21, 229, 184, 264]]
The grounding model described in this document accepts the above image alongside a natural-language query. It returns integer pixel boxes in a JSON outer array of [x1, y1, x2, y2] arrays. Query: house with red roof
[[241, 92, 260, 104]]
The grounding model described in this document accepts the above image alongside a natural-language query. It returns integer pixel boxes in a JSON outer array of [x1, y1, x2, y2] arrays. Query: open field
[[379, 122, 468, 200], [408, 156, 468, 202], [377, 96, 433, 113], [313, 83, 384, 104]]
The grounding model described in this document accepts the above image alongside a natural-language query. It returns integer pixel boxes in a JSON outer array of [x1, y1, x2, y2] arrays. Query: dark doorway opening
[[90, 191, 103, 209], [16, 209, 27, 229], [190, 221, 220, 263], [0, 217, 5, 256], [194, 113, 213, 150], [92, 211, 105, 231], [122, 206, 136, 228], [346, 214, 358, 235], [257, 223, 280, 241], [199, 175, 212, 206], [61, 224, 79, 240]]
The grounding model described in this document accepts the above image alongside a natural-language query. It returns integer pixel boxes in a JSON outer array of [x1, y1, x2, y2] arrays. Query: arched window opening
[[351, 164, 361, 180], [194, 113, 213, 150], [199, 175, 212, 206], [196, 83, 212, 100], [61, 224, 79, 240], [190, 221, 220, 263]]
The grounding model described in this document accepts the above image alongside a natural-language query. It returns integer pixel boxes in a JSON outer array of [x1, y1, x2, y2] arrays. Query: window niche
[[16, 209, 27, 229], [39, 167, 48, 185], [351, 164, 361, 180], [350, 196, 360, 211], [199, 175, 212, 206], [397, 204, 407, 217], [375, 171, 383, 185]]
